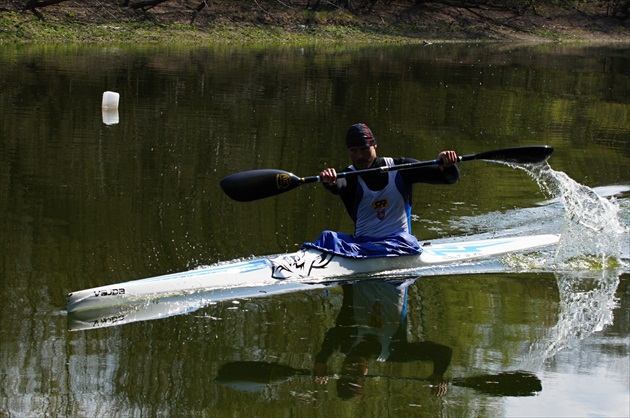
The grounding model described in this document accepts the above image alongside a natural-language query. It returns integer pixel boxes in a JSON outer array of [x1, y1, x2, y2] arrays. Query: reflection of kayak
[[67, 281, 335, 331], [66, 234, 560, 320]]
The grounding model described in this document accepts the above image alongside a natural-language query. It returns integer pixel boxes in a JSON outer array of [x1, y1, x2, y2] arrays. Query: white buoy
[[102, 91, 120, 110], [102, 91, 120, 125]]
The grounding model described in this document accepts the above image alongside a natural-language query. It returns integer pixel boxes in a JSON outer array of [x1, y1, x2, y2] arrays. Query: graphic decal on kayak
[[270, 250, 335, 279], [420, 237, 556, 262], [90, 314, 127, 328], [93, 288, 126, 297]]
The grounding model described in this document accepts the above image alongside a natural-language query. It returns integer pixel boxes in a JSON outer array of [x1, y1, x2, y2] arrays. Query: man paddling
[[303, 123, 459, 258]]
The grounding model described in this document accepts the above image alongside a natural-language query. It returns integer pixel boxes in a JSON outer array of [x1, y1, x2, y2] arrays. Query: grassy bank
[[1, 1, 629, 44], [0, 12, 421, 45]]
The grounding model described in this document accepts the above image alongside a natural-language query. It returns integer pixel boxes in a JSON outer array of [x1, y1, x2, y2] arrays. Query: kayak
[[67, 234, 560, 323]]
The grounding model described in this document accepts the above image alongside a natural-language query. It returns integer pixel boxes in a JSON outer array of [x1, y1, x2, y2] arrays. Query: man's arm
[[396, 155, 459, 185]]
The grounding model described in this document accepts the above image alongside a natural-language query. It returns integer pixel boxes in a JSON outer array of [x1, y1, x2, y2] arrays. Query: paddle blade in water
[[220, 169, 303, 202], [472, 146, 554, 164]]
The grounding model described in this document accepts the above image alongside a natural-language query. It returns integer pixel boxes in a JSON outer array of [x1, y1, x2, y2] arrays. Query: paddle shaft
[[306, 153, 469, 184], [220, 145, 554, 202], [305, 146, 552, 184]]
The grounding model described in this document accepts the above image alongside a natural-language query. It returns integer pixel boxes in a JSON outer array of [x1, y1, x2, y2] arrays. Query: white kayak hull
[[67, 234, 560, 321]]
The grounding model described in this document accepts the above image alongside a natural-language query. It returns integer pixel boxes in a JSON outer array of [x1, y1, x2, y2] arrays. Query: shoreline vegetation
[[0, 0, 629, 45]]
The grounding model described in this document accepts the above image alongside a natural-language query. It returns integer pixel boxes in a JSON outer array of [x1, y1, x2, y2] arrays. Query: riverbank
[[1, 1, 629, 44]]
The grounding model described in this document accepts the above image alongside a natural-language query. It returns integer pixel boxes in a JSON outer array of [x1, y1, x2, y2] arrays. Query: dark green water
[[0, 42, 628, 417]]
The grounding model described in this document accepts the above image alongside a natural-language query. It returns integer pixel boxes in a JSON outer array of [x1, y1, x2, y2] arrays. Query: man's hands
[[320, 150, 457, 182], [319, 168, 338, 186], [314, 362, 329, 385], [438, 150, 458, 170], [428, 373, 449, 396]]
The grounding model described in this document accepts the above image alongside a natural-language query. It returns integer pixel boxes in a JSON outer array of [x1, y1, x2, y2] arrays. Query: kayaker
[[303, 123, 459, 258]]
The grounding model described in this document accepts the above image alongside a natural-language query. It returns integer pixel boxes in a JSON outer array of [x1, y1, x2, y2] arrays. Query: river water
[[0, 42, 628, 417]]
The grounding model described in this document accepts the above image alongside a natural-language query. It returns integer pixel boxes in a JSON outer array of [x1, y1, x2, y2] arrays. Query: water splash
[[521, 164, 626, 269], [505, 164, 628, 370], [520, 269, 621, 370]]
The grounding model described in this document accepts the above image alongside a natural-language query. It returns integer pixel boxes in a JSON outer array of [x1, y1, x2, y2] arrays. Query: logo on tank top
[[372, 199, 389, 220]]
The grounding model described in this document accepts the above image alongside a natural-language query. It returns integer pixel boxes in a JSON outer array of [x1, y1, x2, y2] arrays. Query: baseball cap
[[345, 123, 376, 148]]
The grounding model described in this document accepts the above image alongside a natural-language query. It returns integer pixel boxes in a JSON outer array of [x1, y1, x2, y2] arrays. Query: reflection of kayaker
[[305, 123, 459, 258], [313, 280, 452, 399]]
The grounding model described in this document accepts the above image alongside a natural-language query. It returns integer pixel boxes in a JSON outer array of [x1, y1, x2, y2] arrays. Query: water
[[526, 165, 626, 268], [0, 42, 629, 417]]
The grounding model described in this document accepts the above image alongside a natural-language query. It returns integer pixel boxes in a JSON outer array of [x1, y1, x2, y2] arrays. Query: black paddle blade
[[216, 361, 308, 384], [473, 146, 554, 164], [452, 371, 542, 397], [220, 169, 303, 202]]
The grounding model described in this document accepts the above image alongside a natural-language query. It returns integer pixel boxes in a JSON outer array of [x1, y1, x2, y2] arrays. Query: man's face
[[348, 145, 377, 170]]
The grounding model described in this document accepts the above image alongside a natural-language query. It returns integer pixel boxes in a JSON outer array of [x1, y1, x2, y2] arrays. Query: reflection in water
[[216, 279, 543, 399], [101, 108, 119, 125], [66, 279, 335, 331], [215, 360, 542, 398], [67, 291, 220, 331], [513, 163, 627, 380], [312, 279, 451, 398], [522, 270, 622, 369]]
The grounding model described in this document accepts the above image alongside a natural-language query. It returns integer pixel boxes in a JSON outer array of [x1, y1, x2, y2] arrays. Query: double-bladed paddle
[[215, 361, 543, 397], [220, 145, 554, 202]]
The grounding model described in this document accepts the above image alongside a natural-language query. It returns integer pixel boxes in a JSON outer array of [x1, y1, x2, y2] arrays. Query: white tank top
[[350, 281, 408, 361], [353, 158, 410, 238]]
